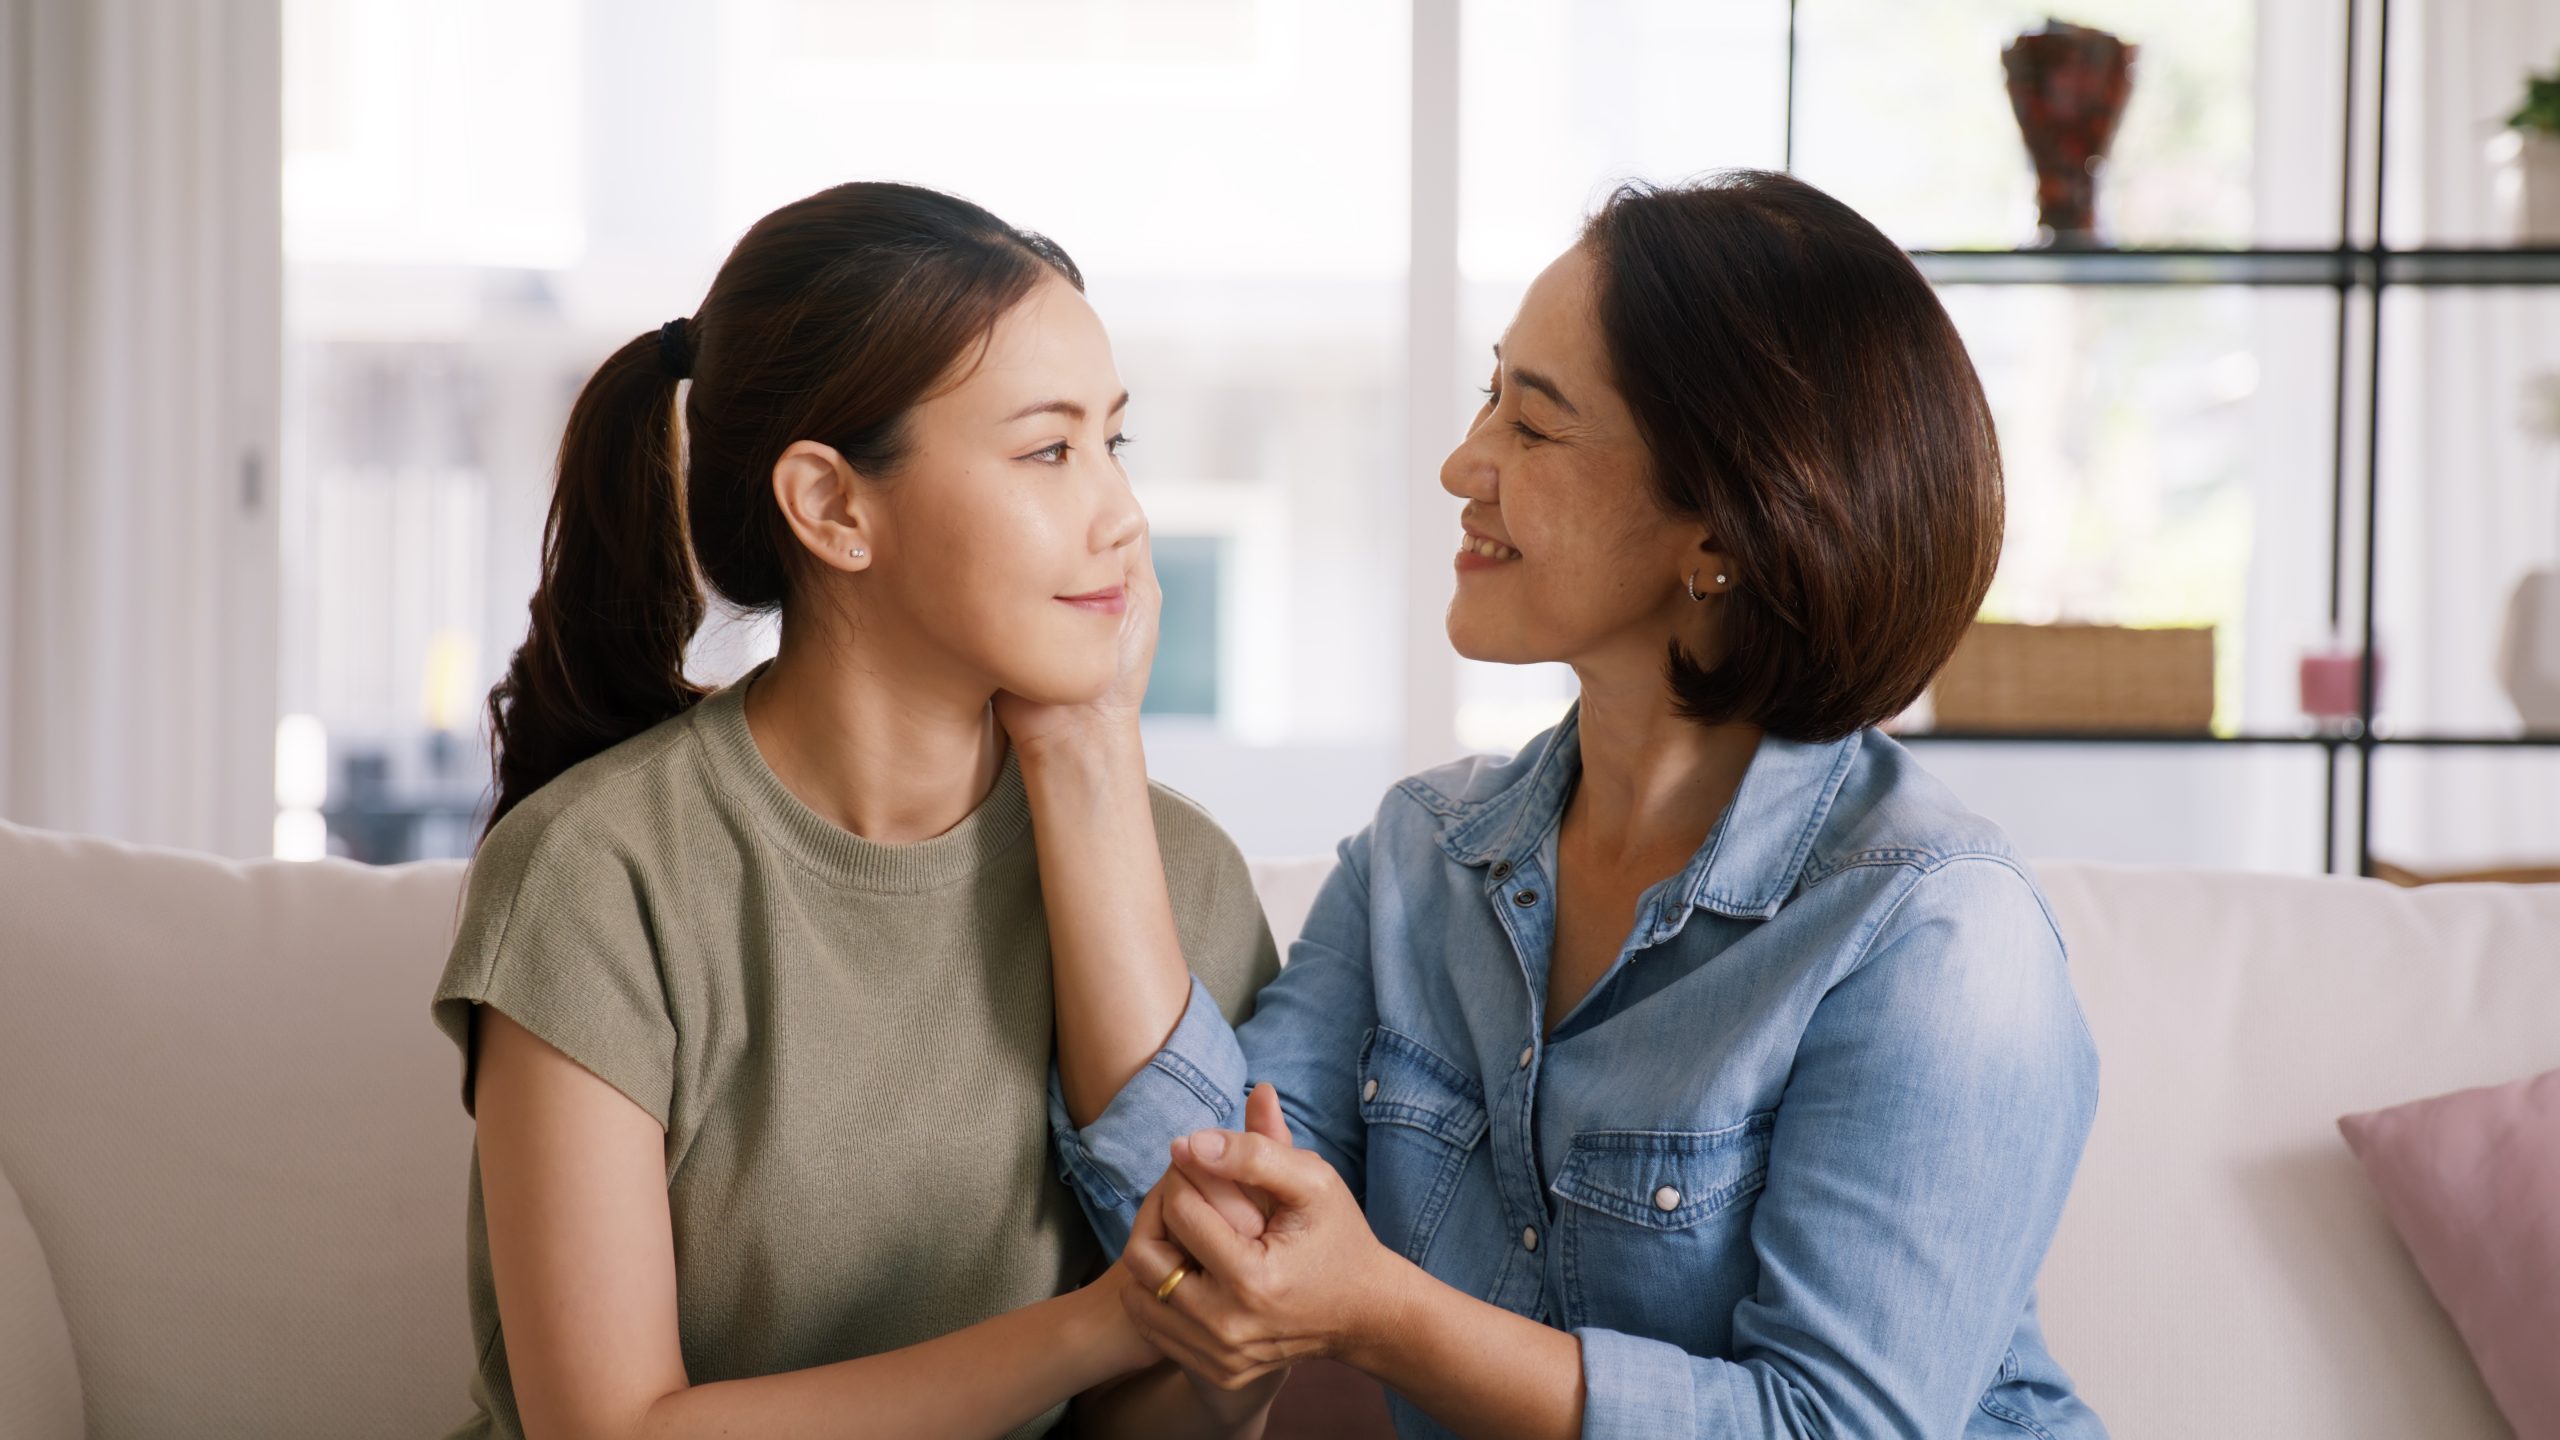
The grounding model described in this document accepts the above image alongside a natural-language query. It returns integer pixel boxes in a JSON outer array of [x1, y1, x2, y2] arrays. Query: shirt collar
[[1434, 701, 1864, 922]]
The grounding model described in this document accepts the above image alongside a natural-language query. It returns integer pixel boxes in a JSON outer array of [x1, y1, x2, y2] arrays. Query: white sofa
[[1, 816, 2553, 1439]]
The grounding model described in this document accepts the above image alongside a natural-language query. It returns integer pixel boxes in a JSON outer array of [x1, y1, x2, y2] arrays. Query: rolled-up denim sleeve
[[1047, 971, 1250, 1254], [1048, 824, 1384, 1258], [1576, 856, 2100, 1439], [1227, 830, 1380, 1202]]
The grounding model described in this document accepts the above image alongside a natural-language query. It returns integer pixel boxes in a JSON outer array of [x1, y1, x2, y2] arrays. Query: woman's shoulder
[[462, 704, 712, 918], [1143, 777, 1253, 879], [1142, 778, 1281, 1005], [1802, 729, 2031, 882]]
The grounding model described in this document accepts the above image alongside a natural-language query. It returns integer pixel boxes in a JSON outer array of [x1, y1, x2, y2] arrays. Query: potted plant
[[2497, 370, 2560, 733], [2490, 55, 2560, 243]]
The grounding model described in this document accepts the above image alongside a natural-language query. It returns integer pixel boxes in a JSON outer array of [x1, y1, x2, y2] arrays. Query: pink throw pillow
[[2338, 1067, 2560, 1439]]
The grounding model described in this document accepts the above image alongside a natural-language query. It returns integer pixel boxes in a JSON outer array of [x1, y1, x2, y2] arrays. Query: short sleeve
[[430, 822, 677, 1131], [1148, 783, 1282, 1027]]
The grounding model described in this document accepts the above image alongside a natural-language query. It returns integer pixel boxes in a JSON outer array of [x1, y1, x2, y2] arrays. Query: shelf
[[1781, 0, 2550, 877], [2363, 733, 2560, 748], [1895, 730, 2322, 745], [1907, 246, 2560, 288], [1893, 731, 2560, 748], [2381, 249, 2560, 285]]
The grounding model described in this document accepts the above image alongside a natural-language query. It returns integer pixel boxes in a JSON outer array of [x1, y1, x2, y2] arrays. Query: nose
[[1440, 422, 1498, 503], [1092, 457, 1146, 555]]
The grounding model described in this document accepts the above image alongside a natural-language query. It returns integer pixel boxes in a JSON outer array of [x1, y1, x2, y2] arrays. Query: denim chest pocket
[[1549, 1112, 1775, 1342], [1355, 1025, 1488, 1265]]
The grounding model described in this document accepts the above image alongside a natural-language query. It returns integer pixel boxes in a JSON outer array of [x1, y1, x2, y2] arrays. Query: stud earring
[[1715, 572, 1727, 584], [848, 547, 866, 559]]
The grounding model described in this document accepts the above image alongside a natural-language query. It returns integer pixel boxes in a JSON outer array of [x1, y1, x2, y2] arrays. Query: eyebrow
[[1003, 392, 1131, 424], [1491, 345, 1579, 417]]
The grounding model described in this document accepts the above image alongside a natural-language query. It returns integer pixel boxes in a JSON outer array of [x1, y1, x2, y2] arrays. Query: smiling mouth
[[1459, 533, 1521, 561]]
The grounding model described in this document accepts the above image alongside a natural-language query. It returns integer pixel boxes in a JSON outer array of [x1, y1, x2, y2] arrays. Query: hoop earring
[[1686, 569, 1706, 602]]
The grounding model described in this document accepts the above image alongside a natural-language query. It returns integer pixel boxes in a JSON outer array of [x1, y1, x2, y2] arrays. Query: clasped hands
[[1113, 1082, 1402, 1408]]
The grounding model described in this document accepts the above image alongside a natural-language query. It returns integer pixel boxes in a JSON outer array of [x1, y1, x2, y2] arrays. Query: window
[[282, 0, 1410, 860]]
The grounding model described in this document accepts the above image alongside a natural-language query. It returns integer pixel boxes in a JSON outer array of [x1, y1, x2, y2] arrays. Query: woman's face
[[774, 274, 1145, 706], [1440, 243, 1726, 680]]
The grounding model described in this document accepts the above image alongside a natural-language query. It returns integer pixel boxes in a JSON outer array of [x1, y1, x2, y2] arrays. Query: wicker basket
[[1928, 621, 2215, 733]]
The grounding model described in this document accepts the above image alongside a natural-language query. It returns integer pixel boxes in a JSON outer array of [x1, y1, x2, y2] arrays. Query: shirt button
[[1517, 1045, 1533, 1069], [1361, 1077, 1379, 1102], [1522, 1225, 1539, 1252], [1513, 889, 1540, 907], [1490, 861, 1514, 881], [1654, 1185, 1682, 1212]]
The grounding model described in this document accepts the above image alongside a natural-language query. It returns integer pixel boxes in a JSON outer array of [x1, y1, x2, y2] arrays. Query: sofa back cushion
[[0, 1150, 82, 1440], [2032, 862, 2560, 1440], [0, 821, 477, 1438]]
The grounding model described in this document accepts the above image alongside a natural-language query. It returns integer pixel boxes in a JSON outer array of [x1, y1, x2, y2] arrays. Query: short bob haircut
[[1581, 170, 2003, 744]]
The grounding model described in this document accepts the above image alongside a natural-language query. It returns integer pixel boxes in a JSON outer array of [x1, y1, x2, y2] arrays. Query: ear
[[770, 440, 874, 573], [1691, 528, 1732, 593]]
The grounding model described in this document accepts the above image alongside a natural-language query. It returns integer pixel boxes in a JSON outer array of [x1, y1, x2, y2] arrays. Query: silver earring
[[1686, 569, 1705, 602], [848, 547, 866, 559], [1715, 572, 1727, 585]]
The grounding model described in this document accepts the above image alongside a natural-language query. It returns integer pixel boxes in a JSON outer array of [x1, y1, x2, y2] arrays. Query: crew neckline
[[691, 660, 1032, 893]]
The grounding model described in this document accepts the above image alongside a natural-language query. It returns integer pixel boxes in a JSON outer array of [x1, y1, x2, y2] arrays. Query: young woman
[[429, 183, 1285, 1440], [1051, 172, 2110, 1439]]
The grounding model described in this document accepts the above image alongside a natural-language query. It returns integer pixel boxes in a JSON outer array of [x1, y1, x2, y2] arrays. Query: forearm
[[1018, 731, 1192, 1127], [1345, 1255, 1584, 1440], [1073, 1358, 1280, 1440], [632, 1283, 1140, 1440]]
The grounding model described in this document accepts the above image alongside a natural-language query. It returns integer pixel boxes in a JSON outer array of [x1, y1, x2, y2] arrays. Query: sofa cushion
[[0, 820, 476, 1439], [2033, 864, 2560, 1440], [2339, 1067, 2560, 1440], [0, 1151, 82, 1439]]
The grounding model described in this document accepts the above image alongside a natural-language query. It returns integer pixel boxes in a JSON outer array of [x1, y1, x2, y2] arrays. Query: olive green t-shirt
[[429, 661, 1278, 1439]]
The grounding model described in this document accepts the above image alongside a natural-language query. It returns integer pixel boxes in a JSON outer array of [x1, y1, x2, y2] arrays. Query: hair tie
[[656, 317, 694, 380]]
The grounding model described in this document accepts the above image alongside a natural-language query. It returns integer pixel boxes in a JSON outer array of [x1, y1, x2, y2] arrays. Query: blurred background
[[7, 0, 2560, 875]]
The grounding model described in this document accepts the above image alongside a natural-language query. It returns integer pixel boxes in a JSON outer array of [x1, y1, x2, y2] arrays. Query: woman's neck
[[740, 633, 1007, 845], [1562, 664, 1762, 868]]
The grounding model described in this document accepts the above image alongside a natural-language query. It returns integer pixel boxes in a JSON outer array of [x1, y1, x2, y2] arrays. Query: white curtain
[[0, 0, 281, 858], [2372, 0, 2560, 867]]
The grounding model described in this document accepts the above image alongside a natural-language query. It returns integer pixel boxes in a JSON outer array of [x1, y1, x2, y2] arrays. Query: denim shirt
[[1050, 706, 2106, 1439]]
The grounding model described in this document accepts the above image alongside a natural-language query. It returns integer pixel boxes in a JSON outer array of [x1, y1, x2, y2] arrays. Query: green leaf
[[2514, 65, 2560, 134]]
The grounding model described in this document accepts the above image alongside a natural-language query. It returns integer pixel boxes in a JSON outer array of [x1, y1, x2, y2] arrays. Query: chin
[[1445, 604, 1542, 666], [994, 662, 1115, 708]]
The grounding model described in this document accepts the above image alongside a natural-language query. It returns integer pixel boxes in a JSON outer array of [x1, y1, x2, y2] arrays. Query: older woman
[[1049, 171, 2106, 1439]]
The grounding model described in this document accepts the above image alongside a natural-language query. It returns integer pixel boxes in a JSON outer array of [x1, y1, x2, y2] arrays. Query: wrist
[[1335, 1241, 1428, 1374], [1069, 1265, 1158, 1382], [1196, 1366, 1288, 1433], [1012, 720, 1147, 787]]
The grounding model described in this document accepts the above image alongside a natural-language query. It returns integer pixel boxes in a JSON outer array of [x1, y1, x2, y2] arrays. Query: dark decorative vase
[[2002, 20, 2138, 249]]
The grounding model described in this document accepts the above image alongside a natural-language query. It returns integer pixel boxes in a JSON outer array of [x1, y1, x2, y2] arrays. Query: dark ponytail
[[481, 182, 1083, 837]]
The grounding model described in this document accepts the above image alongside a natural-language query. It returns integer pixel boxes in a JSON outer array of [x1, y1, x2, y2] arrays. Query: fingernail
[[1190, 1130, 1226, 1160]]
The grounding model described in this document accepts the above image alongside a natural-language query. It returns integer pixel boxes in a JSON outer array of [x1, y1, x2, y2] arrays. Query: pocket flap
[[1355, 1025, 1489, 1151], [1550, 1113, 1774, 1228]]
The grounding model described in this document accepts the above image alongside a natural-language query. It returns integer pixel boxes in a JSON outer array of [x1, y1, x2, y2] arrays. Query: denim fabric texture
[[1050, 704, 2107, 1439]]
